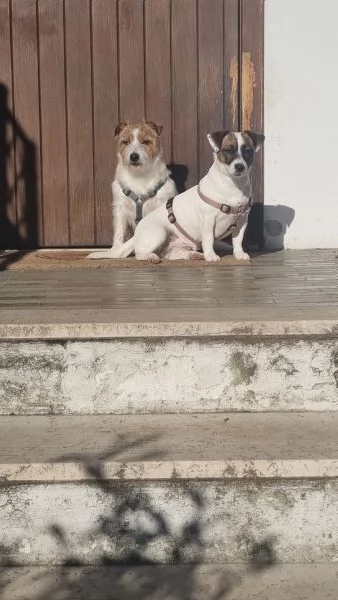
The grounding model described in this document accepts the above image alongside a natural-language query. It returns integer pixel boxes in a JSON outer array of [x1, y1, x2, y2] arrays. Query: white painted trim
[[0, 319, 337, 340], [3, 459, 338, 482]]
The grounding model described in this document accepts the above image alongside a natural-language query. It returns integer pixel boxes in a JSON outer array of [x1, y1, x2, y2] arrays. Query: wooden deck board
[[0, 250, 337, 329]]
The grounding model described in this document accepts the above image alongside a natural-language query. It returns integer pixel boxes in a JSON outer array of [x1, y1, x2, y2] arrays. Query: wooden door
[[0, 0, 263, 248]]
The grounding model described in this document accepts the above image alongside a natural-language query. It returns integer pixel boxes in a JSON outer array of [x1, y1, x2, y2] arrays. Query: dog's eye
[[121, 140, 129, 146], [143, 140, 152, 146], [223, 147, 235, 153], [242, 147, 253, 156]]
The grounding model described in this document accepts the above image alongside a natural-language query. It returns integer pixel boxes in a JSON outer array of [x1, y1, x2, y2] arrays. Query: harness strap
[[197, 186, 252, 215], [120, 176, 169, 224], [165, 188, 252, 246], [166, 198, 199, 245]]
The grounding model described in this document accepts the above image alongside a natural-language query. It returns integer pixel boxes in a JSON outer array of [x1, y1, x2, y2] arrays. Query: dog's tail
[[87, 237, 135, 260], [117, 237, 135, 258]]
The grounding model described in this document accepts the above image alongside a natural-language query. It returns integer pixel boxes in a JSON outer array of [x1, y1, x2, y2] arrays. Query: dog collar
[[119, 177, 170, 224], [198, 186, 252, 215]]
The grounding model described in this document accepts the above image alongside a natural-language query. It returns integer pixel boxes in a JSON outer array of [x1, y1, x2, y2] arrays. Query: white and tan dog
[[88, 121, 176, 259], [106, 130, 264, 262]]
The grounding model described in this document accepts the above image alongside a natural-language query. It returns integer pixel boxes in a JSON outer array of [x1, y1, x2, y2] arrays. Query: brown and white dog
[[88, 121, 176, 259], [107, 130, 264, 262]]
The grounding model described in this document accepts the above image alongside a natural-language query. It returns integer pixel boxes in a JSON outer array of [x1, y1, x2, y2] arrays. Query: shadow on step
[[0, 434, 277, 599]]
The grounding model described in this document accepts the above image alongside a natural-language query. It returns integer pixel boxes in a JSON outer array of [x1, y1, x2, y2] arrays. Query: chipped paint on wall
[[230, 57, 238, 128], [241, 52, 256, 130]]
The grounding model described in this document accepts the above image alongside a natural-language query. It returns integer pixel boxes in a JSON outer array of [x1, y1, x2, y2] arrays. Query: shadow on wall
[[0, 82, 38, 268], [216, 203, 295, 255], [0, 435, 277, 599], [245, 203, 265, 250], [264, 205, 295, 250]]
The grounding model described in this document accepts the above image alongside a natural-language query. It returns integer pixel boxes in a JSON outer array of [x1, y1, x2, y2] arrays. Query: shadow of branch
[[0, 435, 278, 599]]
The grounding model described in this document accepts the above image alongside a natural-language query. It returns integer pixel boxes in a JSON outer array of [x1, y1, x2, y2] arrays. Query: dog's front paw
[[148, 253, 161, 264], [233, 250, 250, 261], [204, 252, 220, 262]]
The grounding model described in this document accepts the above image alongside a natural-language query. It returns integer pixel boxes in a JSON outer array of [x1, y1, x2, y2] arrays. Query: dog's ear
[[244, 131, 265, 152], [207, 131, 230, 153], [146, 121, 163, 136], [114, 121, 129, 137]]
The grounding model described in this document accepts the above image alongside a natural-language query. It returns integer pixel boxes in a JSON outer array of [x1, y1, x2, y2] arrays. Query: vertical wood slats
[[171, 0, 198, 190], [11, 0, 42, 247], [241, 0, 264, 248], [0, 0, 17, 247], [198, 0, 224, 178], [145, 0, 171, 164], [224, 0, 240, 132], [119, 0, 145, 122], [39, 0, 69, 246], [241, 0, 264, 198], [92, 0, 118, 245], [0, 0, 263, 248], [65, 0, 94, 246]]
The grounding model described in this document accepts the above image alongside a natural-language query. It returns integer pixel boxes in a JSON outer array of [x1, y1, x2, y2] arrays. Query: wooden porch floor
[[0, 250, 337, 335]]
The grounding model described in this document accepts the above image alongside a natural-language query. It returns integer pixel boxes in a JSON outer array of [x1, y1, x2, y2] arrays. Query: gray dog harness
[[120, 177, 169, 224]]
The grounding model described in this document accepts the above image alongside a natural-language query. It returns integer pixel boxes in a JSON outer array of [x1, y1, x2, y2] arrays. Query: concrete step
[[0, 413, 338, 566], [1, 564, 338, 599], [1, 327, 337, 414]]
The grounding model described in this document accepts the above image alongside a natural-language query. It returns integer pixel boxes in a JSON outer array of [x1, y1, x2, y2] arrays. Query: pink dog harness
[[197, 186, 252, 215], [166, 188, 252, 244], [166, 197, 199, 245]]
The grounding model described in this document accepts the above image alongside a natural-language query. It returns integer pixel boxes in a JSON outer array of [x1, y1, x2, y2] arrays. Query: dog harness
[[166, 197, 200, 245], [166, 189, 252, 244], [197, 187, 252, 215], [120, 177, 169, 224]]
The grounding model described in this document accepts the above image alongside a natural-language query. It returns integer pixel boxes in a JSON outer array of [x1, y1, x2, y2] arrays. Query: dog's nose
[[234, 163, 245, 173], [130, 152, 140, 163]]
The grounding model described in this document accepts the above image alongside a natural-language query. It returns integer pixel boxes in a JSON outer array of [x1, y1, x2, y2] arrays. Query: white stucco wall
[[264, 0, 338, 249]]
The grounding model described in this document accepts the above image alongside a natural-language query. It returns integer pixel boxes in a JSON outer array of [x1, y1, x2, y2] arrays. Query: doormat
[[0, 250, 252, 271]]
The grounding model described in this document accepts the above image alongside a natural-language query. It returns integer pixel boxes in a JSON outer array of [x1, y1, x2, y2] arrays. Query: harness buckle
[[168, 213, 176, 224], [220, 204, 231, 214]]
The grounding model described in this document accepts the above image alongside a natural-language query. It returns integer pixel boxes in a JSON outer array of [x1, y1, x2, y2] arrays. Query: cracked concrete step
[[1, 564, 338, 599], [1, 413, 338, 565], [1, 336, 338, 415]]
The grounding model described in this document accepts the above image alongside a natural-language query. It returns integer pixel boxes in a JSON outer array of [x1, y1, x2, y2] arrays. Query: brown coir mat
[[0, 250, 252, 270]]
